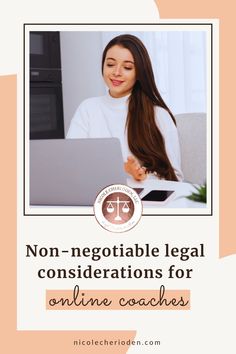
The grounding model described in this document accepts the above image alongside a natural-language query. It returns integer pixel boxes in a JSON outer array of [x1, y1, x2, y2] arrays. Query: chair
[[175, 113, 207, 185]]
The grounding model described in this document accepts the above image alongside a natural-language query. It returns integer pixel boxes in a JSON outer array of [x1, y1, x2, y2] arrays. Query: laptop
[[30, 138, 127, 206]]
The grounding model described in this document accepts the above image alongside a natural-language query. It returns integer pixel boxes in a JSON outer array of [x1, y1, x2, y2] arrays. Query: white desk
[[127, 176, 207, 214], [29, 177, 207, 215]]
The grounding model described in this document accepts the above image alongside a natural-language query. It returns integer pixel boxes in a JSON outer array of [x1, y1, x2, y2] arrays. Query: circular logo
[[94, 184, 143, 233]]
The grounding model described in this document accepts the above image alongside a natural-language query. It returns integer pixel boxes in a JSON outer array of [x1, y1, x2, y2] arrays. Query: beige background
[[0, 0, 234, 352]]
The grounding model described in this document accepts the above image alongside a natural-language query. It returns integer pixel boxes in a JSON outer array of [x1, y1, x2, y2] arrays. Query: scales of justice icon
[[106, 197, 131, 221]]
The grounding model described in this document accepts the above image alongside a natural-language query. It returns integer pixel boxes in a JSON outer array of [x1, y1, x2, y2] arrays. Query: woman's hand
[[124, 156, 147, 181]]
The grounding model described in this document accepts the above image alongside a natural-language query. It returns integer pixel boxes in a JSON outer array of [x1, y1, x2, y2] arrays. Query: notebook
[[30, 138, 127, 206]]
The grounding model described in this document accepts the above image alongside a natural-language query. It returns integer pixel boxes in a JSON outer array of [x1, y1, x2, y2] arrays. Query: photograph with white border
[[23, 23, 216, 216]]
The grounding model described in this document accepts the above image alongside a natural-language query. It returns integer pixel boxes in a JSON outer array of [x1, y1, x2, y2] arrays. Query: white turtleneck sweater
[[66, 93, 183, 181]]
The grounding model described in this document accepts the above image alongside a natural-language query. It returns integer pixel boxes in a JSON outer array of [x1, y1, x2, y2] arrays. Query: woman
[[67, 34, 183, 182]]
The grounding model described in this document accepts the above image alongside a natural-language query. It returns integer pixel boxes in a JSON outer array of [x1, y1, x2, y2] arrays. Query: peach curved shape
[[0, 75, 137, 353], [155, 0, 236, 258]]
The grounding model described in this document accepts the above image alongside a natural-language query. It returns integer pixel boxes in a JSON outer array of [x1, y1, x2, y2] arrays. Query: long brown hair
[[102, 34, 178, 181]]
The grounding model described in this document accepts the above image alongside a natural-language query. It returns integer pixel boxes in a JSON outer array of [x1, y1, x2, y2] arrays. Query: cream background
[[19, 19, 222, 354]]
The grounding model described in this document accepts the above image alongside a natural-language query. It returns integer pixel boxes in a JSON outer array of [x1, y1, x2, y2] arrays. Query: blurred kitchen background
[[29, 30, 207, 139]]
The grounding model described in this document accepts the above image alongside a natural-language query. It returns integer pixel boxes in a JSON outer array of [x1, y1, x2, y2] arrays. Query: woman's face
[[103, 45, 136, 98]]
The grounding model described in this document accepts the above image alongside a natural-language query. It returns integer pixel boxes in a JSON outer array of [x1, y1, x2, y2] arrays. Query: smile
[[111, 79, 124, 86]]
